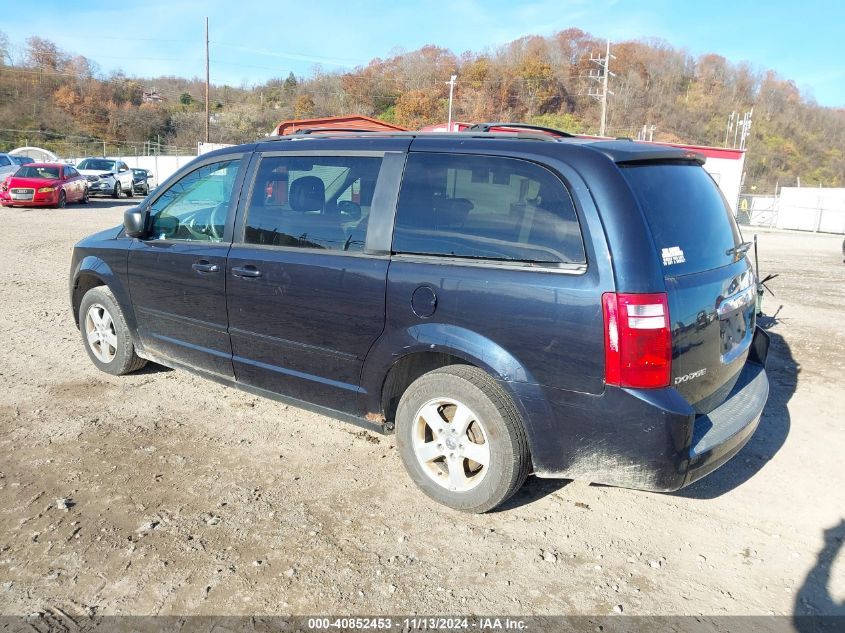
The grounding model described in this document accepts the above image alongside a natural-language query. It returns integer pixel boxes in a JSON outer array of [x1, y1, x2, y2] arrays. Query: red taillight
[[602, 292, 672, 389]]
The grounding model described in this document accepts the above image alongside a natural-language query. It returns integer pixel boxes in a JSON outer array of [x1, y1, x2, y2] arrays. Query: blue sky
[[3, 0, 845, 107]]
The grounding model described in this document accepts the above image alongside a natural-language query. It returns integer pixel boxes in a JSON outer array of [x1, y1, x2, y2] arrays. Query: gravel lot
[[0, 201, 843, 619]]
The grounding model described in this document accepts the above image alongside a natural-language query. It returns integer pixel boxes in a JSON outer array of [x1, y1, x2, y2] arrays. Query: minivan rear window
[[621, 162, 742, 276], [393, 153, 585, 265]]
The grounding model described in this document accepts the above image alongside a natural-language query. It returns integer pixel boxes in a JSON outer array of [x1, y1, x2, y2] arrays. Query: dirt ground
[[0, 200, 843, 620]]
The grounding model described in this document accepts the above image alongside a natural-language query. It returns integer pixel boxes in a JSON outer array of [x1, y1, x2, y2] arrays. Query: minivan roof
[[257, 130, 705, 165]]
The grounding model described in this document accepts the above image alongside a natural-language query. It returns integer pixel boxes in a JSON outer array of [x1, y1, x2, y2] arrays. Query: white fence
[[65, 143, 234, 185], [737, 188, 845, 235], [66, 154, 197, 186], [777, 187, 845, 234]]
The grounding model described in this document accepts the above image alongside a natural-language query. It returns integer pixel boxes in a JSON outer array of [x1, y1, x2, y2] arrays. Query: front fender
[[70, 253, 138, 338]]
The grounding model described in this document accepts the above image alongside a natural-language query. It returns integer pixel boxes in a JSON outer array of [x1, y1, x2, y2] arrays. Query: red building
[[272, 115, 406, 136]]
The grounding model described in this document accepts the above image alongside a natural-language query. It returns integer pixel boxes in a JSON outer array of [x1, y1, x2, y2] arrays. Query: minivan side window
[[147, 158, 241, 242], [243, 155, 383, 252], [393, 153, 585, 264]]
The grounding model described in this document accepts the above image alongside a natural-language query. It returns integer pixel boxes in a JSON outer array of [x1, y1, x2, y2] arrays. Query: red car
[[0, 163, 89, 208]]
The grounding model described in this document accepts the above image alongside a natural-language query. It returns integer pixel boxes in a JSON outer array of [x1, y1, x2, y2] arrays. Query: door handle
[[231, 265, 262, 278], [192, 261, 219, 273]]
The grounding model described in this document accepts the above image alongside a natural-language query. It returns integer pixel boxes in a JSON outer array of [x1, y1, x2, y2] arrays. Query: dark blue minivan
[[69, 127, 769, 512]]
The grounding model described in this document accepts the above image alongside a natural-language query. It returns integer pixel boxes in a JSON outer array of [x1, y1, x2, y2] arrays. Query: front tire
[[79, 286, 146, 375], [395, 365, 530, 513], [113, 182, 122, 199], [56, 190, 66, 209]]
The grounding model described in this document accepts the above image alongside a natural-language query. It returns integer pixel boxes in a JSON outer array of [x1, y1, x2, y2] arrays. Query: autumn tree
[[294, 94, 315, 118], [25, 36, 64, 70], [0, 31, 841, 189], [394, 89, 442, 129]]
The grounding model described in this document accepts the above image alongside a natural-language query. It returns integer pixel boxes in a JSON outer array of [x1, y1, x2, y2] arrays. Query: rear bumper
[[520, 327, 770, 491], [683, 360, 767, 486]]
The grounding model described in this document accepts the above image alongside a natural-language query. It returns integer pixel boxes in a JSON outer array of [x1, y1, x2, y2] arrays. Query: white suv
[[76, 158, 135, 198]]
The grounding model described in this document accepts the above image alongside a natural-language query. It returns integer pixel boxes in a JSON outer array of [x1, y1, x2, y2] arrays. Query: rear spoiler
[[586, 140, 706, 165]]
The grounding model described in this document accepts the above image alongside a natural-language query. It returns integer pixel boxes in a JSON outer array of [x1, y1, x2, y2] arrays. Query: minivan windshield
[[621, 162, 742, 276], [78, 159, 116, 172]]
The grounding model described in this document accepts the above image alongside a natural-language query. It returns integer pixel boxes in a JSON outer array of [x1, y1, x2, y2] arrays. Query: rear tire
[[79, 286, 147, 376], [126, 181, 134, 198], [80, 188, 89, 204], [395, 365, 530, 513]]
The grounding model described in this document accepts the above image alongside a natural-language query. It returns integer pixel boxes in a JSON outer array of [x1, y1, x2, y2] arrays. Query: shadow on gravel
[[794, 519, 845, 631], [674, 316, 797, 499], [495, 477, 573, 512], [134, 362, 173, 375], [73, 197, 140, 210]]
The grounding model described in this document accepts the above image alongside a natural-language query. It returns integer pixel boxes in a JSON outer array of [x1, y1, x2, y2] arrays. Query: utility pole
[[739, 108, 753, 150], [446, 74, 457, 131], [588, 40, 615, 136], [725, 111, 736, 148], [205, 17, 210, 144]]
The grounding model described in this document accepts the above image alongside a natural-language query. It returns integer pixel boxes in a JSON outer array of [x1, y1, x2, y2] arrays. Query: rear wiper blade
[[726, 241, 752, 257]]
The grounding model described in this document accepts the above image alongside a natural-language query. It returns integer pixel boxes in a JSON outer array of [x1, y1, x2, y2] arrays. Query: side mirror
[[124, 206, 147, 238]]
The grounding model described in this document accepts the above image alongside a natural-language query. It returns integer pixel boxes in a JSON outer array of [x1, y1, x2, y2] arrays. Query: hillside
[[1, 29, 843, 191]]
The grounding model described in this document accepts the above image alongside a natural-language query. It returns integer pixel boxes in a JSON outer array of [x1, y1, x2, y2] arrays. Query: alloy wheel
[[411, 397, 490, 492], [84, 303, 118, 363]]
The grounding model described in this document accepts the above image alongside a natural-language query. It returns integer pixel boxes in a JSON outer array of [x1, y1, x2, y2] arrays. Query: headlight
[[37, 186, 55, 193]]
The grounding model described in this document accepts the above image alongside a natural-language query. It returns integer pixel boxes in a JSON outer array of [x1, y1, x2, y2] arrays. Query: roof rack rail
[[288, 127, 383, 136], [463, 122, 576, 138]]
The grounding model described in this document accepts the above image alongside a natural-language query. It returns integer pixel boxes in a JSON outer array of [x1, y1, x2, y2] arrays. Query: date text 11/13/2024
[[306, 617, 528, 630]]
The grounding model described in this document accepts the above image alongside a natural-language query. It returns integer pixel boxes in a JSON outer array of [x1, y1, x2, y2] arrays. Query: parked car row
[[0, 156, 157, 208]]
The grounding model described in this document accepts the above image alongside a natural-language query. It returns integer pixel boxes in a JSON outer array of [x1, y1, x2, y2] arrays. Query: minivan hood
[[75, 225, 124, 247]]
